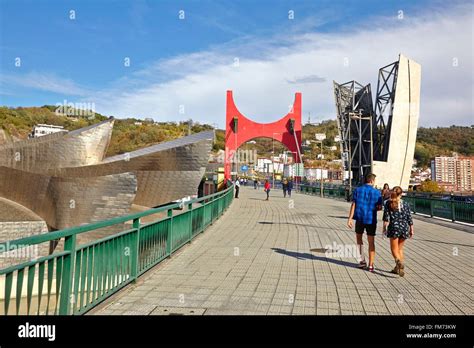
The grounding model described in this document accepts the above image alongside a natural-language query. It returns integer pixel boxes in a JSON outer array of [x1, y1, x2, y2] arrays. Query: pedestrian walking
[[234, 177, 240, 199], [382, 183, 391, 205], [264, 180, 271, 201], [383, 186, 414, 277], [254, 178, 258, 189], [347, 173, 383, 272], [287, 178, 293, 197], [282, 178, 288, 198]]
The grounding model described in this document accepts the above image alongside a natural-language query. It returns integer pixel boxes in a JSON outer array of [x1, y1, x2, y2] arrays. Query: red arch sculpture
[[224, 90, 302, 179]]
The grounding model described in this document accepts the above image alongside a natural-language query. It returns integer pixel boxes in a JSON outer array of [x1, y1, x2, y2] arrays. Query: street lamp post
[[286, 150, 299, 191], [315, 133, 326, 197], [290, 151, 302, 191], [272, 139, 276, 189], [272, 132, 282, 189]]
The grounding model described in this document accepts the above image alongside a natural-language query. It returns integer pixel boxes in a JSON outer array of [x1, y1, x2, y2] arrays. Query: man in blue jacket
[[287, 178, 293, 197], [347, 173, 383, 272]]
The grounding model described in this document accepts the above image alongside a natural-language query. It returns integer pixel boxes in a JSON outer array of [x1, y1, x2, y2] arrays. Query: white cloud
[[1, 72, 91, 97], [100, 5, 473, 127], [91, 3, 472, 127], [5, 4, 474, 128]]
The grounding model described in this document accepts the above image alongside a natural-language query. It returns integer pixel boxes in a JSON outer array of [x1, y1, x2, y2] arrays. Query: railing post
[[451, 195, 455, 222], [210, 196, 215, 224], [413, 198, 416, 214], [429, 196, 434, 218], [59, 234, 76, 315], [203, 200, 209, 232], [188, 203, 193, 242], [131, 218, 140, 281], [167, 209, 173, 255]]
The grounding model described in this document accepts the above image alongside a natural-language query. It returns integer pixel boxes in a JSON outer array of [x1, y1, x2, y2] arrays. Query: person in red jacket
[[264, 180, 271, 201]]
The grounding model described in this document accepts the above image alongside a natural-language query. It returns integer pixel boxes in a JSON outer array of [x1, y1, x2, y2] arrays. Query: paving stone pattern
[[92, 187, 473, 315]]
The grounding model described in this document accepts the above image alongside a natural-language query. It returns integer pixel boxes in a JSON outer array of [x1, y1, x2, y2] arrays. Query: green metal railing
[[0, 184, 234, 315], [299, 184, 348, 200], [298, 184, 473, 224], [403, 196, 473, 224]]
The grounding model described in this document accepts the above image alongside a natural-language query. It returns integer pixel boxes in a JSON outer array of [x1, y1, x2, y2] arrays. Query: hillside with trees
[[414, 126, 474, 167], [0, 106, 108, 140], [0, 106, 215, 156], [105, 118, 214, 156], [0, 106, 472, 167]]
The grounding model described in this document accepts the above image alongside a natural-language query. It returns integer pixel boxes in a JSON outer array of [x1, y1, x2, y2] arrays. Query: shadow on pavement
[[370, 269, 399, 278], [271, 248, 399, 278], [259, 221, 348, 232], [271, 247, 357, 268]]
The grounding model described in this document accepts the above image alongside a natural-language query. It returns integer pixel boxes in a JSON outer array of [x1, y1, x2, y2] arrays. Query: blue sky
[[0, 0, 472, 127]]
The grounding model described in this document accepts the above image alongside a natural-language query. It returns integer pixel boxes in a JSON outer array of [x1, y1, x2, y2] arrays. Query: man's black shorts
[[355, 221, 377, 236]]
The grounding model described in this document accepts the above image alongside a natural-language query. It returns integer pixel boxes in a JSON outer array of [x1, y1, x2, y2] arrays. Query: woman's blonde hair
[[390, 186, 403, 211]]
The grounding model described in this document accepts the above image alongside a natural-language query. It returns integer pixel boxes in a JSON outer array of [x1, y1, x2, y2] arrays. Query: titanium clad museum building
[[0, 119, 213, 260]]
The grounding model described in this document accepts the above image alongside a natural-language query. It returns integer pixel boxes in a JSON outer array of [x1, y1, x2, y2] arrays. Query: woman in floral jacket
[[383, 186, 414, 277]]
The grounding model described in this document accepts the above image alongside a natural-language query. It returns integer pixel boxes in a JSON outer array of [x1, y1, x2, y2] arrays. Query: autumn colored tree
[[419, 179, 442, 193]]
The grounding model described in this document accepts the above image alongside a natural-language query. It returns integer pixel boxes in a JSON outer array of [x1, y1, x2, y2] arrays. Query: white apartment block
[[30, 124, 68, 138]]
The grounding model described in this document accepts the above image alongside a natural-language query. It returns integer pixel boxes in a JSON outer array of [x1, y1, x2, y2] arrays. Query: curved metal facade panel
[[0, 197, 44, 222], [51, 130, 214, 177], [134, 168, 206, 207], [0, 166, 137, 230], [0, 127, 213, 232], [51, 130, 214, 208], [48, 173, 137, 229], [0, 118, 114, 173], [0, 166, 54, 224]]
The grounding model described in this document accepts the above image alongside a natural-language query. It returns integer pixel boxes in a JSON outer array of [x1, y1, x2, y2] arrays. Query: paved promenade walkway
[[92, 187, 473, 315]]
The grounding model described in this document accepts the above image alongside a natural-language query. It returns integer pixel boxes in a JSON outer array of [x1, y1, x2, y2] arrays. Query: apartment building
[[431, 155, 474, 192]]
